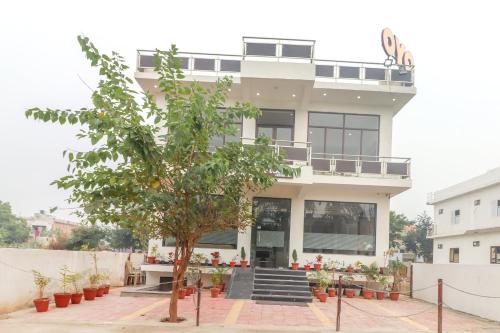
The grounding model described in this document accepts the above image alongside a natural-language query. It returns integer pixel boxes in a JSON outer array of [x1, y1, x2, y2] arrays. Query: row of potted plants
[[146, 246, 250, 268], [32, 252, 111, 312]]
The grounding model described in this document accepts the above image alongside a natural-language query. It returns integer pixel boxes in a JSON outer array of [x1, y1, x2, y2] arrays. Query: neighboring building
[[136, 36, 416, 269], [25, 210, 77, 239], [427, 167, 500, 264]]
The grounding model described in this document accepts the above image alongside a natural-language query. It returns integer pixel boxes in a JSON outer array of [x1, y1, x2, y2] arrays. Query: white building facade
[[427, 167, 500, 265], [135, 36, 416, 269]]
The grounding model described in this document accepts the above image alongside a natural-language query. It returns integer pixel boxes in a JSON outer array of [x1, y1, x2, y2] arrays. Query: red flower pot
[[33, 298, 49, 312], [83, 288, 97, 301], [186, 286, 194, 296], [318, 292, 328, 302], [390, 292, 399, 301], [346, 266, 353, 273], [96, 287, 105, 297], [103, 284, 110, 294], [229, 261, 236, 267], [376, 291, 385, 300], [210, 287, 220, 298], [178, 289, 186, 299], [363, 290, 373, 299], [217, 283, 225, 292], [328, 288, 336, 297], [314, 263, 321, 271], [53, 293, 71, 308], [313, 288, 320, 297], [304, 264, 310, 272], [71, 293, 83, 304], [211, 259, 219, 267], [291, 262, 299, 270], [176, 259, 183, 266], [240, 260, 248, 268], [345, 289, 355, 298], [146, 256, 156, 264]]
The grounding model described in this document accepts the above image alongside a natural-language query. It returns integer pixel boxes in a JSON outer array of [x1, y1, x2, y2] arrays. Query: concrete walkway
[[1, 288, 499, 333]]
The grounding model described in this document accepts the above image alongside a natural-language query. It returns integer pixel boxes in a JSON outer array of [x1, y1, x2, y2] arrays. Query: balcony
[[136, 37, 414, 87], [234, 138, 411, 181]]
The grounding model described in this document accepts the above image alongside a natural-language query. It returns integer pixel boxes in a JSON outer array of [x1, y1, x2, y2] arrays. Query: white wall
[[432, 231, 500, 264], [0, 248, 143, 314], [153, 183, 390, 268], [413, 263, 500, 322]]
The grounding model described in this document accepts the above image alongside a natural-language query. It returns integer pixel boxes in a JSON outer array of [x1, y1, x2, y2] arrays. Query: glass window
[[308, 112, 379, 161], [438, 209, 444, 215], [208, 109, 242, 148], [276, 127, 292, 143], [163, 230, 237, 249], [449, 248, 459, 263], [256, 110, 294, 145], [497, 200, 500, 216], [491, 246, 500, 264], [257, 127, 273, 139], [452, 210, 460, 224], [303, 200, 377, 255]]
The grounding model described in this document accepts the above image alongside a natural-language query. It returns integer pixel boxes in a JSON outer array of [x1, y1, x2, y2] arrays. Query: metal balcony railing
[[136, 37, 414, 86]]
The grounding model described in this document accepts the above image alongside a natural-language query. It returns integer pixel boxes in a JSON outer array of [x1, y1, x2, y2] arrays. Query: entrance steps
[[251, 268, 312, 303]]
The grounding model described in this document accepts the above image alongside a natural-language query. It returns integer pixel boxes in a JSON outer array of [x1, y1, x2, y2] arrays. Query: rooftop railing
[[136, 37, 414, 86]]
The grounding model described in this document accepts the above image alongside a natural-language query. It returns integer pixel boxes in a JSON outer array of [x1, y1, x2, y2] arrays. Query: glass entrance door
[[251, 197, 291, 268]]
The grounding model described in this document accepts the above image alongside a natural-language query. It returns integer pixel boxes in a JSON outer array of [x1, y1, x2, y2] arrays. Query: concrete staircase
[[251, 268, 312, 303]]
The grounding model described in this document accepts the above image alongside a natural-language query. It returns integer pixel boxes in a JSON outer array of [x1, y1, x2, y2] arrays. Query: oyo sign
[[381, 28, 414, 68]]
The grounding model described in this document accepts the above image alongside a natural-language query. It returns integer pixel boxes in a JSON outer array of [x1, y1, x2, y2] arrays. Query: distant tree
[[402, 212, 433, 262], [108, 227, 144, 251], [65, 225, 108, 250], [0, 201, 30, 245], [389, 211, 410, 248]]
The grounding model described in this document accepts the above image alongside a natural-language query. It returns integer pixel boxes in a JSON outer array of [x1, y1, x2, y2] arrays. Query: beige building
[[25, 210, 77, 239], [135, 36, 416, 270]]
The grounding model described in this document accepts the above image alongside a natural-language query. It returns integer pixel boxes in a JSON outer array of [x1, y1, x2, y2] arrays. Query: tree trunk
[[168, 237, 193, 322]]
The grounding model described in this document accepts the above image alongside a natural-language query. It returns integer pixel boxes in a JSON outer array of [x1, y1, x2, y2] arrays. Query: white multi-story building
[[135, 36, 416, 270], [427, 167, 500, 264]]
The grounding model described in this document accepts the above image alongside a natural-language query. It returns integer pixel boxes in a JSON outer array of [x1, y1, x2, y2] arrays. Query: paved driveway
[[2, 288, 499, 333]]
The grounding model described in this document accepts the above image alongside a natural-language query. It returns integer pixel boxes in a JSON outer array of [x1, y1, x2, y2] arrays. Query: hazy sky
[[1, 0, 500, 222]]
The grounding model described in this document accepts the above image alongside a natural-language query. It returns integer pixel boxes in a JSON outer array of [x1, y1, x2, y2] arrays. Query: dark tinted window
[[194, 58, 215, 71], [220, 60, 241, 72], [246, 43, 276, 56], [365, 68, 386, 80], [282, 44, 312, 58], [315, 65, 334, 77], [339, 66, 360, 79], [309, 113, 343, 127], [257, 110, 294, 126], [345, 115, 379, 130]]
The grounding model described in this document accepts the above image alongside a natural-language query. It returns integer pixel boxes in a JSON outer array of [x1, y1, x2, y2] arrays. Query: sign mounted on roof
[[381, 28, 414, 69]]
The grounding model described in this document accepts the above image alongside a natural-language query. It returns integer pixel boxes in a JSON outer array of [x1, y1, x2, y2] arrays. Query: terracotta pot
[[313, 288, 320, 297], [96, 287, 105, 297], [304, 264, 310, 272], [345, 289, 355, 298], [240, 260, 248, 268], [33, 298, 49, 312], [71, 293, 83, 304], [186, 286, 194, 296], [210, 287, 220, 298], [146, 256, 156, 264], [318, 292, 328, 302], [211, 259, 219, 267], [229, 261, 236, 267], [217, 283, 225, 292], [379, 267, 385, 274], [328, 288, 336, 297], [376, 291, 385, 300], [314, 263, 321, 271], [291, 262, 299, 270], [54, 293, 71, 308], [103, 284, 110, 294], [346, 266, 353, 273], [390, 292, 399, 301], [178, 288, 186, 299], [83, 288, 97, 300], [363, 290, 373, 299], [176, 259, 183, 266]]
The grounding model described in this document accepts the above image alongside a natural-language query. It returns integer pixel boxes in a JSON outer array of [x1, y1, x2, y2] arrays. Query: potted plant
[[382, 248, 396, 274], [32, 270, 50, 312], [210, 270, 222, 298], [304, 260, 313, 272], [96, 276, 105, 297], [291, 249, 299, 270], [388, 259, 406, 301], [314, 255, 323, 271], [68, 272, 83, 304], [83, 273, 99, 300], [53, 265, 72, 308], [178, 286, 187, 299], [328, 286, 336, 297], [360, 262, 379, 299], [346, 264, 354, 273], [375, 275, 388, 300], [240, 247, 248, 268], [342, 276, 355, 298], [211, 251, 220, 267], [101, 272, 110, 294], [317, 270, 329, 302], [229, 255, 237, 268], [147, 245, 158, 264]]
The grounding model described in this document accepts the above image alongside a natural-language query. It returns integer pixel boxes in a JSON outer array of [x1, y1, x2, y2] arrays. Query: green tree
[[402, 212, 433, 262], [108, 227, 144, 251], [389, 211, 410, 248], [26, 36, 296, 321], [65, 225, 108, 250], [0, 201, 30, 245]]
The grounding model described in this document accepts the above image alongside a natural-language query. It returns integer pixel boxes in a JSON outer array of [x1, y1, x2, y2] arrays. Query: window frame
[[449, 248, 460, 263], [209, 111, 243, 148], [491, 246, 500, 264], [307, 111, 380, 159], [302, 199, 377, 256], [255, 109, 295, 145], [452, 209, 461, 224]]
